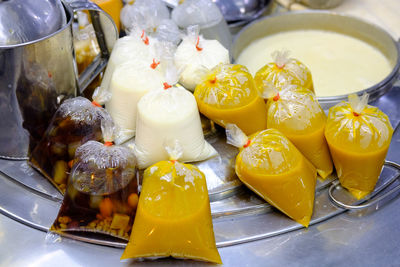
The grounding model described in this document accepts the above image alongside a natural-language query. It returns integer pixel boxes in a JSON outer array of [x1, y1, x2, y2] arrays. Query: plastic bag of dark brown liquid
[[50, 120, 138, 240], [29, 87, 112, 193]]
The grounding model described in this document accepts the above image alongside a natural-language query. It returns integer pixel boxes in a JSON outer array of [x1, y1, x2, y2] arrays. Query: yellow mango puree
[[235, 129, 317, 227], [121, 161, 221, 264], [266, 87, 333, 179], [325, 99, 393, 199], [194, 64, 268, 135]]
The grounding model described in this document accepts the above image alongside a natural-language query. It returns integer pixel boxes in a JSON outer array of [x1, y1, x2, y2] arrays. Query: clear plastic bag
[[120, 0, 170, 34], [174, 25, 229, 91], [29, 88, 112, 193], [121, 141, 221, 263], [254, 50, 314, 96], [153, 19, 182, 45], [106, 42, 174, 144], [73, 12, 100, 74], [99, 32, 155, 94], [194, 63, 268, 135], [226, 124, 317, 227], [134, 62, 217, 169], [50, 120, 138, 240], [325, 94, 393, 199], [171, 0, 232, 50], [265, 85, 333, 179]]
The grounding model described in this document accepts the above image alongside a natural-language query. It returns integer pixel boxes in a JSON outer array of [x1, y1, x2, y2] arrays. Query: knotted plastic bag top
[[265, 85, 325, 134], [73, 120, 136, 195], [254, 50, 314, 96], [229, 126, 302, 174], [194, 63, 258, 108], [174, 25, 230, 91]]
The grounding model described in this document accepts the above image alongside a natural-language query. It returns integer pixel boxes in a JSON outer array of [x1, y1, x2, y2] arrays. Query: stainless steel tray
[[1, 114, 399, 249]]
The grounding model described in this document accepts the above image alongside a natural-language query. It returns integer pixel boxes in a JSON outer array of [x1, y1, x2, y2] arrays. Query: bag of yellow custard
[[254, 50, 314, 96], [226, 124, 317, 227], [265, 85, 333, 179], [121, 140, 221, 264], [325, 93, 393, 200], [194, 63, 268, 135]]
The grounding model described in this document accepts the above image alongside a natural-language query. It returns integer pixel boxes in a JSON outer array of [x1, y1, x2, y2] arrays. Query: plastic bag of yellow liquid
[[226, 124, 317, 227], [325, 94, 393, 200], [194, 63, 268, 135], [121, 141, 221, 264], [254, 50, 314, 96], [265, 85, 333, 179]]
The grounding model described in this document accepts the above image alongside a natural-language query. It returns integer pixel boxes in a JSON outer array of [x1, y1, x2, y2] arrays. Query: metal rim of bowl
[[0, 3, 74, 49], [232, 10, 400, 104], [227, 0, 273, 28]]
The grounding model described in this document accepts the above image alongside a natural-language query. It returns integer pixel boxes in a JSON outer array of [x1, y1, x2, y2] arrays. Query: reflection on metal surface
[[0, 0, 118, 159], [0, 89, 398, 251], [329, 161, 400, 210], [1, 128, 399, 248]]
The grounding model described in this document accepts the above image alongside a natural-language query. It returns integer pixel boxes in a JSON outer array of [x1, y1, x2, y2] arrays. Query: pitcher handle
[[63, 0, 118, 93]]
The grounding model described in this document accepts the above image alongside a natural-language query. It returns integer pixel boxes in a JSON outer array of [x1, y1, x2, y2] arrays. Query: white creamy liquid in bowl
[[236, 30, 392, 97]]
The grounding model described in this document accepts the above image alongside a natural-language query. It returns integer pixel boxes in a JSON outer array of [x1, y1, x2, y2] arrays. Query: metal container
[[232, 11, 400, 109], [0, 0, 118, 159], [299, 0, 343, 9]]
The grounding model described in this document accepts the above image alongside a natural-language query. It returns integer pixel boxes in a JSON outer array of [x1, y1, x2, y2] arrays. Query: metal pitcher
[[0, 0, 118, 159]]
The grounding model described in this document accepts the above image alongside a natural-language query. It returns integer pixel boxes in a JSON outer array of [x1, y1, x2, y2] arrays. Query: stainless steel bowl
[[232, 11, 400, 109]]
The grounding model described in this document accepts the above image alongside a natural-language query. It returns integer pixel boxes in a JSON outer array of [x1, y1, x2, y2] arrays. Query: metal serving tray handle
[[1, 125, 399, 248], [329, 161, 400, 210]]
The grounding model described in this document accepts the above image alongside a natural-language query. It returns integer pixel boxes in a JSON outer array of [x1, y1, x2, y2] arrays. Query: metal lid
[[0, 0, 66, 46]]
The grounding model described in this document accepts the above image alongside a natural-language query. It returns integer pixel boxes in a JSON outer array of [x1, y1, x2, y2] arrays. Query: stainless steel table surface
[[1, 85, 399, 267]]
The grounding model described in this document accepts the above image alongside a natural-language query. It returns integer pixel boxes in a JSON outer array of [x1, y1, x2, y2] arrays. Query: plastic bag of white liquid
[[171, 0, 232, 50], [175, 25, 229, 91], [133, 65, 217, 169], [106, 42, 174, 144], [99, 31, 155, 93], [120, 0, 170, 34]]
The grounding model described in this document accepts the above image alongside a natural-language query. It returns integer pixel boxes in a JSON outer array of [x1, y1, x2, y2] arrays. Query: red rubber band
[[92, 101, 101, 107], [104, 141, 114, 147], [163, 82, 172, 90], [273, 93, 280, 102], [243, 140, 251, 148], [150, 58, 160, 69], [196, 36, 203, 51]]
